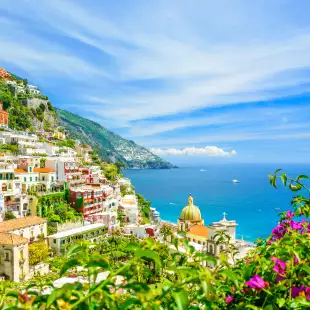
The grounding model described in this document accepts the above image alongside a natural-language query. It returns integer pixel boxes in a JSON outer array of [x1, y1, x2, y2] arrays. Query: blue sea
[[125, 164, 310, 242]]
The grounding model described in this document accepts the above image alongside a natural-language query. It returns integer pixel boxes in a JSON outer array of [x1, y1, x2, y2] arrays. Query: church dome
[[180, 194, 201, 221]]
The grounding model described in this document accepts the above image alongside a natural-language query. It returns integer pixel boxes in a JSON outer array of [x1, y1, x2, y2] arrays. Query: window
[[29, 167, 32, 172], [20, 249, 23, 260], [42, 176, 45, 181], [24, 177, 26, 182], [53, 239, 56, 244], [35, 177, 38, 182], [51, 176, 54, 182], [30, 177, 32, 182], [0, 174, 2, 180], [61, 240, 65, 244], [5, 173, 8, 180], [5, 252, 9, 261]]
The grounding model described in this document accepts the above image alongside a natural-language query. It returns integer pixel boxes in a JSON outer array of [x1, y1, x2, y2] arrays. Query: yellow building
[[178, 194, 204, 231]]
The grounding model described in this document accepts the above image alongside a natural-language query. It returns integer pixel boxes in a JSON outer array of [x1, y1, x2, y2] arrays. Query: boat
[[274, 207, 281, 211], [200, 169, 206, 172], [232, 179, 239, 183]]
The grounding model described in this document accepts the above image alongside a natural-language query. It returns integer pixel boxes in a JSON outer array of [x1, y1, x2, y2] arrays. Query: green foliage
[[0, 143, 19, 155], [4, 211, 16, 220], [160, 224, 174, 242], [56, 138, 75, 148], [46, 202, 82, 223], [120, 184, 134, 196], [47, 225, 57, 236], [0, 79, 33, 131], [29, 241, 49, 266], [103, 164, 119, 182], [137, 193, 151, 219]]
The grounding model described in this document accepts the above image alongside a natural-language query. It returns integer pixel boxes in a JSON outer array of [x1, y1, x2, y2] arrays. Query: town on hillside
[[0, 69, 251, 286]]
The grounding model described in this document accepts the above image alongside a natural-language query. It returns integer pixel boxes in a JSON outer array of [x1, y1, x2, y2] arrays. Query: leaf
[[264, 305, 274, 310], [86, 257, 110, 270], [220, 270, 238, 285], [289, 183, 302, 192], [135, 249, 162, 271], [277, 298, 286, 308], [173, 289, 188, 310], [280, 174, 287, 187], [121, 299, 141, 310], [60, 258, 80, 276], [297, 174, 309, 181], [301, 264, 310, 274], [126, 242, 141, 251], [5, 291, 19, 298]]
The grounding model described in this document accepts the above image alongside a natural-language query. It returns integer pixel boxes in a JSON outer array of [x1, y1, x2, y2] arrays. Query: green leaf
[[120, 299, 141, 310], [277, 298, 286, 308], [296, 174, 309, 181], [280, 174, 287, 187], [86, 257, 110, 270], [60, 258, 80, 276], [135, 249, 162, 271], [5, 291, 18, 298], [264, 305, 274, 310], [173, 289, 188, 310], [126, 242, 141, 251], [289, 183, 302, 192], [301, 264, 310, 274]]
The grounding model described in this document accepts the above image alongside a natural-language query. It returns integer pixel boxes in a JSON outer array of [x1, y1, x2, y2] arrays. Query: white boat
[[200, 169, 206, 172], [232, 179, 239, 183]]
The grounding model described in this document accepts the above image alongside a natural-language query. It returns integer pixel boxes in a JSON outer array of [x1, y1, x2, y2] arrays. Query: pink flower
[[245, 275, 266, 290], [271, 257, 286, 275], [225, 295, 234, 304], [275, 275, 285, 283], [289, 220, 303, 231], [286, 210, 294, 218], [291, 285, 305, 298], [305, 287, 310, 300], [272, 223, 287, 240]]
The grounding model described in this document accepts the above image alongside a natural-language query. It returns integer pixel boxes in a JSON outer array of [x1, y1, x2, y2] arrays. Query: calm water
[[125, 164, 310, 241]]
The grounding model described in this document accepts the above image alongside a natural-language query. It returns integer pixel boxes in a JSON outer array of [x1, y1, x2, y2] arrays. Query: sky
[[1, 0, 310, 165]]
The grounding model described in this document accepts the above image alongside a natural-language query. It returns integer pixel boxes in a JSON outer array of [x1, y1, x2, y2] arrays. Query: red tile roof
[[0, 233, 28, 245], [14, 168, 27, 173], [188, 225, 209, 237], [33, 168, 55, 173], [0, 216, 47, 233]]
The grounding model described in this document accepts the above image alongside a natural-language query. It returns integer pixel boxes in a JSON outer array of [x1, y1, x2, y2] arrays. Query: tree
[[160, 224, 174, 243], [115, 162, 125, 174], [103, 164, 119, 182], [4, 211, 16, 221], [29, 241, 49, 266]]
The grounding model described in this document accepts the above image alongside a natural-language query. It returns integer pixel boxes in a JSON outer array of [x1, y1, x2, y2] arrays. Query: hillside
[[0, 69, 58, 132], [56, 109, 175, 169], [0, 68, 174, 169]]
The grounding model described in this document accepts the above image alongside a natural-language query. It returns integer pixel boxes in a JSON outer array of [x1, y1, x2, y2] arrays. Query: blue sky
[[1, 0, 310, 164]]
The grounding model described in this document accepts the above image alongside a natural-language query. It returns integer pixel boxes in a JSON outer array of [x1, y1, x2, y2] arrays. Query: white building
[[119, 195, 139, 224], [123, 223, 158, 238], [27, 85, 41, 95], [48, 223, 106, 255]]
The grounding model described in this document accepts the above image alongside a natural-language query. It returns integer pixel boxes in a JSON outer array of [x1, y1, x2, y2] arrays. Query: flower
[[272, 223, 287, 240], [271, 257, 286, 275], [275, 275, 285, 283], [291, 285, 305, 298], [305, 287, 310, 300], [225, 295, 234, 304], [286, 210, 294, 218], [245, 275, 266, 290], [289, 220, 303, 231]]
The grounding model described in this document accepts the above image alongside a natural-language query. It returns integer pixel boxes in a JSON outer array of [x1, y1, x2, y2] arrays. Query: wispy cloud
[[151, 146, 237, 157], [1, 0, 310, 162]]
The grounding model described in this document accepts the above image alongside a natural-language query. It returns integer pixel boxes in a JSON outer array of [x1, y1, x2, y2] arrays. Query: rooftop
[[0, 233, 28, 245], [33, 168, 55, 173], [14, 168, 27, 173], [48, 223, 105, 239], [0, 216, 47, 233], [188, 225, 209, 238]]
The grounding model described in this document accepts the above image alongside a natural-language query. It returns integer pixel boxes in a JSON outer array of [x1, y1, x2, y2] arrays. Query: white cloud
[[150, 146, 237, 157]]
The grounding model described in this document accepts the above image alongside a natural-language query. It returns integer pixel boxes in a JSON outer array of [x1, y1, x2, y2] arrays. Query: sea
[[124, 164, 310, 242]]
